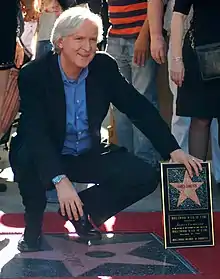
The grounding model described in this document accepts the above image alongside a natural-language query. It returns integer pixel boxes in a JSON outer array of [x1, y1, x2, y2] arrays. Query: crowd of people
[[0, 0, 218, 252]]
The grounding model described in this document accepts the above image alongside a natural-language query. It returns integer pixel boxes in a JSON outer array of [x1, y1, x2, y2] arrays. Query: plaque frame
[[160, 162, 214, 249]]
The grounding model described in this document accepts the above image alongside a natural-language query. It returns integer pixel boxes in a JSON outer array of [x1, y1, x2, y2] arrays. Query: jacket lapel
[[86, 65, 109, 146], [47, 52, 66, 143], [85, 73, 97, 133]]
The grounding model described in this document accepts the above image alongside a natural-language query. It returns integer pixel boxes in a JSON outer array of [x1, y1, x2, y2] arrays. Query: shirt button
[[78, 131, 81, 135], [76, 141, 79, 145], [76, 100, 80, 103], [76, 116, 79, 119]]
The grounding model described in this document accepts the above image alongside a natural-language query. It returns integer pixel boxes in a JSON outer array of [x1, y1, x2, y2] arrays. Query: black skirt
[[176, 33, 220, 118], [0, 1, 18, 70]]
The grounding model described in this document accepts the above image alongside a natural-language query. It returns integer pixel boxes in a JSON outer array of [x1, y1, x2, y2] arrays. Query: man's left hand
[[134, 35, 149, 67], [170, 149, 203, 178]]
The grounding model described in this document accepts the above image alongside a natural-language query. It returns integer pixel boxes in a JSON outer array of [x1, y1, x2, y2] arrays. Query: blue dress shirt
[[58, 56, 91, 156]]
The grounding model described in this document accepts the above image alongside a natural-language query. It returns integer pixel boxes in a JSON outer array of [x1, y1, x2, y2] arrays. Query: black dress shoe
[[17, 234, 42, 252], [58, 209, 102, 241]]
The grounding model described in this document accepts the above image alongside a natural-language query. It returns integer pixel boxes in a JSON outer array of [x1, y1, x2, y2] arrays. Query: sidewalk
[[1, 147, 220, 214]]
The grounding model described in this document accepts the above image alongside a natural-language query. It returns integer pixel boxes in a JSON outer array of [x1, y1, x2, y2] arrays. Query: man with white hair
[[10, 7, 202, 252]]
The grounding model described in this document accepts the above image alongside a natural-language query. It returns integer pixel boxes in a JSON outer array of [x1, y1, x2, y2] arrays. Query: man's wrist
[[52, 174, 67, 185]]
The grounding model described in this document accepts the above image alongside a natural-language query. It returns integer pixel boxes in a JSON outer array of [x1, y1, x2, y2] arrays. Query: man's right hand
[[55, 177, 84, 221], [150, 35, 167, 64]]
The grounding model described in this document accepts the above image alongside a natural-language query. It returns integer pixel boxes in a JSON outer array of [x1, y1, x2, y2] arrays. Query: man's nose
[[82, 40, 91, 51]]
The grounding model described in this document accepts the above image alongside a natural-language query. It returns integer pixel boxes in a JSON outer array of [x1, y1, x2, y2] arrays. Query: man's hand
[[150, 35, 166, 64], [55, 177, 84, 221], [170, 149, 203, 178], [15, 41, 24, 68], [134, 35, 149, 67]]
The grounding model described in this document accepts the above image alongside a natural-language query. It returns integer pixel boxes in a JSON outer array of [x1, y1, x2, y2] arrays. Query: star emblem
[[2, 235, 174, 277], [170, 171, 203, 207]]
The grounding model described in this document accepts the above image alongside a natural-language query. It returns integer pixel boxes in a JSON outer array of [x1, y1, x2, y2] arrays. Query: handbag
[[189, 26, 220, 81], [0, 68, 20, 137]]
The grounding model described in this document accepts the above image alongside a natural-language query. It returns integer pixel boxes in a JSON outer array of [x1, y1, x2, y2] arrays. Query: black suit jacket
[[9, 51, 179, 186]]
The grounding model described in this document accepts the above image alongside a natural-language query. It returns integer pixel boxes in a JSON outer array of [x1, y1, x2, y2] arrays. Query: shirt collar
[[58, 55, 88, 85]]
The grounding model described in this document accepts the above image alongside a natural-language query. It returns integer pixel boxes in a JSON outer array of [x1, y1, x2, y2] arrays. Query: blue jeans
[[46, 188, 59, 203], [35, 40, 53, 59], [106, 37, 161, 167]]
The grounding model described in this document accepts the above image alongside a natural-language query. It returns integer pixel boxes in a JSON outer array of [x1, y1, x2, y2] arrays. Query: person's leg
[[210, 119, 220, 184], [130, 39, 160, 166], [0, 70, 9, 136], [35, 40, 61, 204], [65, 148, 159, 227], [168, 40, 190, 152], [18, 176, 47, 250], [106, 37, 134, 153], [0, 70, 10, 192], [189, 118, 212, 160]]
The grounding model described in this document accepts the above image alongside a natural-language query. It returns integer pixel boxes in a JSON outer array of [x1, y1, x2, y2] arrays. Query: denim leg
[[107, 37, 160, 165], [106, 37, 134, 153], [210, 119, 220, 183], [35, 40, 53, 59], [129, 41, 161, 166], [46, 189, 59, 203]]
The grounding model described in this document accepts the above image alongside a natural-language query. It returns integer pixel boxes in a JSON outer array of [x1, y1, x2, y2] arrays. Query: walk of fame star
[[0, 233, 198, 277], [17, 235, 174, 276], [170, 171, 204, 207], [0, 235, 175, 277]]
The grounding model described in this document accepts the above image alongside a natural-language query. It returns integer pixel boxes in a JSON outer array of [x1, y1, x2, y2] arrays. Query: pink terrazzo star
[[17, 234, 174, 276]]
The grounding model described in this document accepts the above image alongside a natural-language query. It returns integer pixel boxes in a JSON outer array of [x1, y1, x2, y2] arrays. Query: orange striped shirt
[[108, 0, 147, 38]]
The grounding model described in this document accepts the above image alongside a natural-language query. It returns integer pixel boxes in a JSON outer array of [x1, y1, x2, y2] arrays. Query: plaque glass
[[160, 162, 214, 249]]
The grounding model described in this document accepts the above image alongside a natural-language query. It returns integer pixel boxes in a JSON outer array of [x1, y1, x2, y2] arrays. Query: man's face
[[59, 19, 98, 70]]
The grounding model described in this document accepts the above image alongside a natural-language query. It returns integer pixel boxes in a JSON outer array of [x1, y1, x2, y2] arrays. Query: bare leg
[[189, 117, 212, 160], [0, 69, 9, 192], [0, 69, 9, 93], [0, 70, 9, 134]]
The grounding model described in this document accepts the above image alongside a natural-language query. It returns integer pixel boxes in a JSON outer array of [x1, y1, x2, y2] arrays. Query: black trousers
[[18, 148, 160, 233]]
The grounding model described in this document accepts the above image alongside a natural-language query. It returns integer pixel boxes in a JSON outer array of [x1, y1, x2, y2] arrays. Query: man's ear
[[58, 38, 63, 49]]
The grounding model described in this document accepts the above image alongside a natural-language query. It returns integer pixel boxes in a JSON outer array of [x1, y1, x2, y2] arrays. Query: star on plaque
[[170, 171, 203, 207]]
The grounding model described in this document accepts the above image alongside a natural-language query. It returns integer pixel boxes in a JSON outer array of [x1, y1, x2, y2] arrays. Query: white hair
[[50, 6, 103, 53]]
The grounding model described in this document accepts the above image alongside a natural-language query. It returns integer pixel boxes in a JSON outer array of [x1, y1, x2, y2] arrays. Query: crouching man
[[9, 7, 202, 252]]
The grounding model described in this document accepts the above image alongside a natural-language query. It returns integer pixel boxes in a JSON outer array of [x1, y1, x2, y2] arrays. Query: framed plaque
[[161, 162, 214, 249]]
